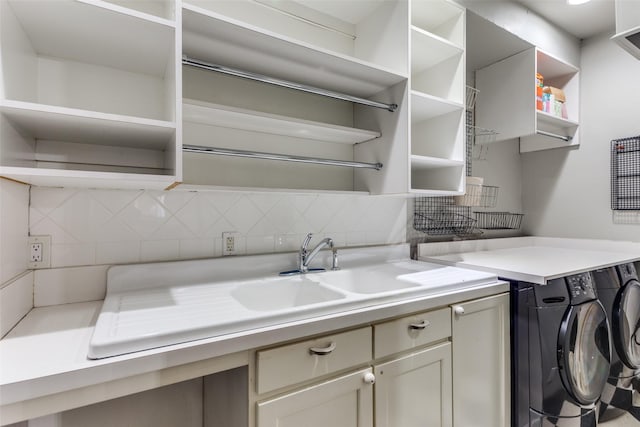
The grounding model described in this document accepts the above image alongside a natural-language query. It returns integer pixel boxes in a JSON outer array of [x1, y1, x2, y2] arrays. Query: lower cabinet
[[374, 342, 452, 427], [451, 292, 510, 427], [256, 368, 374, 427]]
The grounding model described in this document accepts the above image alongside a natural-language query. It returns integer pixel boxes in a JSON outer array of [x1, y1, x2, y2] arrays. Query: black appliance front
[[592, 264, 640, 421], [512, 273, 611, 427]]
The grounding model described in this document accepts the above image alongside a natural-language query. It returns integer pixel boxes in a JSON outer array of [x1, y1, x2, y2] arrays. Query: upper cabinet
[[410, 0, 466, 195], [476, 47, 579, 152], [180, 0, 409, 194], [0, 0, 468, 195], [612, 0, 640, 60], [0, 0, 180, 189]]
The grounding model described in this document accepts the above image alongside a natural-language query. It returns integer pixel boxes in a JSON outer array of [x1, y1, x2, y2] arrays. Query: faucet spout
[[303, 237, 334, 271]]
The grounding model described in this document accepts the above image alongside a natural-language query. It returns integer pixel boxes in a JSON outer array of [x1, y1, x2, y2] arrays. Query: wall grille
[[611, 136, 640, 210]]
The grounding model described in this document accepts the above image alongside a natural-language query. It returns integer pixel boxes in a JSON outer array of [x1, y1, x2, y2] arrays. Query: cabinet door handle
[[309, 341, 337, 355], [408, 320, 431, 330], [453, 305, 465, 315]]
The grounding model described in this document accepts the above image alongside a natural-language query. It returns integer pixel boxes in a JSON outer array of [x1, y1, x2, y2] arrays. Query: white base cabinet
[[451, 293, 510, 427], [374, 343, 452, 427], [256, 368, 374, 427]]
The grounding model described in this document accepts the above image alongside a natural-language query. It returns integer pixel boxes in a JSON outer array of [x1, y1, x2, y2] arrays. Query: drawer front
[[257, 327, 372, 394], [374, 307, 451, 358]]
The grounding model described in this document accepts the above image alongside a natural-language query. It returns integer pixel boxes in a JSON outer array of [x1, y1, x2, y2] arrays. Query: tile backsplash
[[30, 188, 408, 268], [0, 179, 29, 285]]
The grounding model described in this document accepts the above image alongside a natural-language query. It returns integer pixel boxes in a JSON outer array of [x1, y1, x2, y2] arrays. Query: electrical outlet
[[27, 235, 51, 269], [222, 232, 239, 256]]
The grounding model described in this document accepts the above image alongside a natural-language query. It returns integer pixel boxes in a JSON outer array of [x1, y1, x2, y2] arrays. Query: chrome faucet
[[280, 233, 339, 276]]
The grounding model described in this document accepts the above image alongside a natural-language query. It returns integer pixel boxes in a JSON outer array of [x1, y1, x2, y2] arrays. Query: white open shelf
[[97, 0, 176, 22], [408, 0, 465, 195], [1, 100, 176, 150], [411, 155, 465, 169], [6, 0, 175, 77], [411, 0, 465, 47], [0, 167, 176, 190], [411, 91, 463, 124], [183, 99, 380, 144], [476, 47, 580, 153], [411, 26, 463, 74], [537, 111, 579, 128], [0, 0, 180, 189], [182, 3, 407, 99]]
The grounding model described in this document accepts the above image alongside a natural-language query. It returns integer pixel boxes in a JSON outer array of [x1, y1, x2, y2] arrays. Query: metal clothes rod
[[182, 56, 398, 112], [183, 144, 383, 170], [537, 130, 573, 142]]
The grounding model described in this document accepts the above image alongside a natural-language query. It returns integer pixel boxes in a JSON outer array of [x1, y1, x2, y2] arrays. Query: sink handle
[[408, 320, 431, 330], [309, 341, 336, 356]]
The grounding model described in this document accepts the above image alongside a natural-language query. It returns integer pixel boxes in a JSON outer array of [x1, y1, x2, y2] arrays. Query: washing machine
[[592, 263, 640, 422], [513, 272, 611, 427]]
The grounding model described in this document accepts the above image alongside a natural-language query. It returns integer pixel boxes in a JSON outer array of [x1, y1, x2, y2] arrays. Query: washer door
[[558, 301, 611, 405], [613, 279, 640, 369]]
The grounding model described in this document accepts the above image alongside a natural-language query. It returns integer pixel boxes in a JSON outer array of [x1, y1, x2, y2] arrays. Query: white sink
[[231, 276, 345, 311], [89, 246, 500, 359], [317, 267, 421, 294]]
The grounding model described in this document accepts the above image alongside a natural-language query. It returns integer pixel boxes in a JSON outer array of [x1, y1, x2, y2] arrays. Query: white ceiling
[[512, 0, 615, 40]]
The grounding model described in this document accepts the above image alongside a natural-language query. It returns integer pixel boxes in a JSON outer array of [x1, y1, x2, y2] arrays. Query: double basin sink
[[89, 252, 498, 359], [230, 263, 425, 312]]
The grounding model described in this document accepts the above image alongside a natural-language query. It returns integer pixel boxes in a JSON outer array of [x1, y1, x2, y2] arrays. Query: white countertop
[[0, 244, 508, 425], [419, 236, 640, 284]]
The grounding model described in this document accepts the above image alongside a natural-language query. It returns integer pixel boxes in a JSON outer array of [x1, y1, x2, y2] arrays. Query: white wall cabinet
[[410, 0, 466, 194], [476, 47, 579, 153], [451, 292, 510, 427], [0, 0, 467, 195], [612, 0, 640, 60], [0, 0, 180, 189]]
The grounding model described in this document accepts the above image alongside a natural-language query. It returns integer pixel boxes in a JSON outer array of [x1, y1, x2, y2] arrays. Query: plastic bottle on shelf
[[535, 73, 544, 110]]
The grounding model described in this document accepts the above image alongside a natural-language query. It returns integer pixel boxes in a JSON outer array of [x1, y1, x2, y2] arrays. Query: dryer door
[[613, 279, 640, 369], [558, 301, 611, 406]]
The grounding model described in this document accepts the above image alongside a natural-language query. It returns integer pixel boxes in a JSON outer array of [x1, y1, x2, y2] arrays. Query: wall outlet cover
[[27, 235, 51, 269], [222, 232, 240, 256]]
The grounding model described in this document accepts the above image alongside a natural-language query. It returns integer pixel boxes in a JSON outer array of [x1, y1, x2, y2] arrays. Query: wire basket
[[454, 184, 499, 208], [414, 197, 476, 235], [467, 125, 499, 144], [474, 212, 524, 230]]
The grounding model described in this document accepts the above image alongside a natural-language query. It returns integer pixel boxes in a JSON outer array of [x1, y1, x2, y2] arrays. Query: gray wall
[[522, 32, 640, 239]]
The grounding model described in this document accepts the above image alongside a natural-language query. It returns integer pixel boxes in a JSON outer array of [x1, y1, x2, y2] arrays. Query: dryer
[[592, 263, 640, 422], [513, 272, 611, 427]]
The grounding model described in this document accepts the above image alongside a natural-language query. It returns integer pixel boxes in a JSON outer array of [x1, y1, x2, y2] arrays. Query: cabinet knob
[[453, 306, 465, 315], [363, 372, 376, 384]]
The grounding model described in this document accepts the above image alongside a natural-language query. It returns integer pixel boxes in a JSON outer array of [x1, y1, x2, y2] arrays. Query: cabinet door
[[452, 293, 510, 427], [374, 342, 452, 427], [256, 368, 373, 427]]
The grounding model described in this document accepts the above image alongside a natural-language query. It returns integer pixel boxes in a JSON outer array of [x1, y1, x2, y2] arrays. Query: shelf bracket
[[182, 56, 398, 112], [183, 145, 383, 170], [536, 130, 573, 142]]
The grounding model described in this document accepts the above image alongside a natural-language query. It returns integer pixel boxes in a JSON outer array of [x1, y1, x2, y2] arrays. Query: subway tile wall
[[30, 188, 408, 268]]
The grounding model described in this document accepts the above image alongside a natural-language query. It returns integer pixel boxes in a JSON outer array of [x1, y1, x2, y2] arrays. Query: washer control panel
[[566, 272, 597, 304], [617, 262, 638, 284]]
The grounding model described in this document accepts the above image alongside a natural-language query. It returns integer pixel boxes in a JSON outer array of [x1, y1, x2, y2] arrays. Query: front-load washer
[[513, 272, 611, 427], [592, 263, 640, 422]]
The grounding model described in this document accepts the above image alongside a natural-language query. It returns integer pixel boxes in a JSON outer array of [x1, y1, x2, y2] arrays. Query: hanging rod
[[183, 144, 383, 170], [182, 56, 398, 112], [537, 130, 573, 142]]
